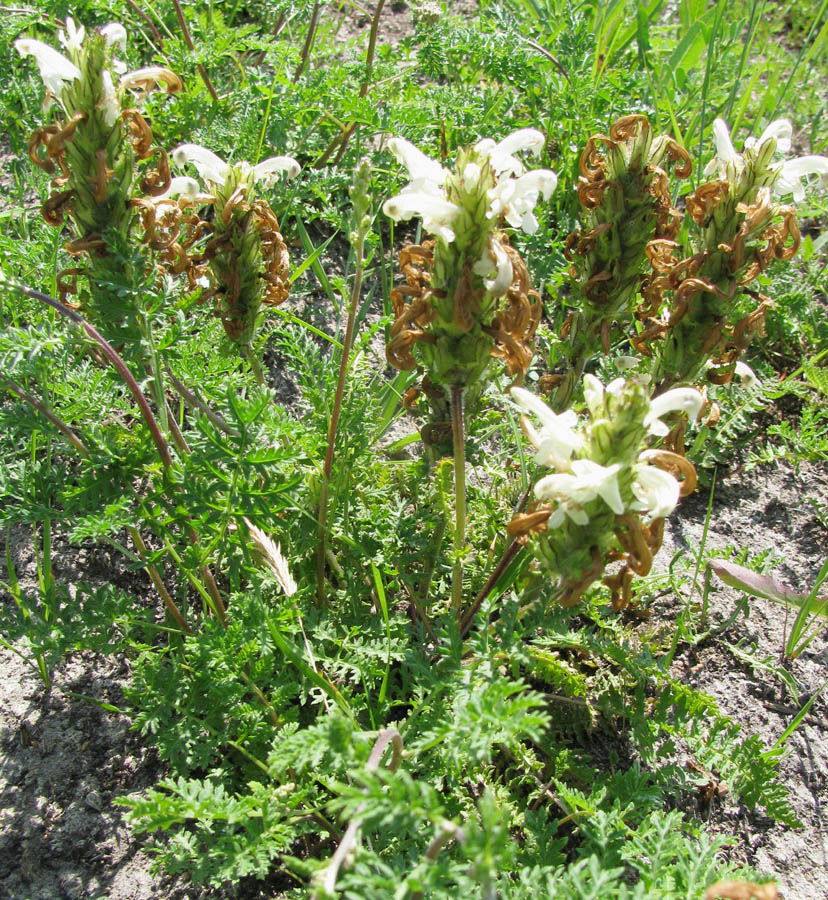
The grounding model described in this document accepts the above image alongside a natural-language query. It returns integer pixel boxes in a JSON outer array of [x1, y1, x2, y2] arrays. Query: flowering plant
[[509, 378, 700, 607], [384, 130, 557, 419]]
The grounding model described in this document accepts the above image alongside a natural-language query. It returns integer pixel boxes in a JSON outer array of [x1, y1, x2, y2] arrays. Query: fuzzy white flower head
[[630, 464, 680, 520], [510, 386, 584, 470], [644, 387, 703, 437], [15, 37, 81, 97]]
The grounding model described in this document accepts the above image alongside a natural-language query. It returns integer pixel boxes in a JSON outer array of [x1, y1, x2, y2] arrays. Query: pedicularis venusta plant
[[3, 6, 827, 898]]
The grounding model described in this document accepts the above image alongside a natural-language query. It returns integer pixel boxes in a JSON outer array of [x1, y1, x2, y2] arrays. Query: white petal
[[59, 17, 85, 52], [382, 190, 460, 242], [510, 386, 558, 428], [172, 143, 229, 185], [756, 119, 792, 155], [631, 464, 680, 519], [477, 128, 545, 176], [16, 39, 81, 95], [734, 360, 758, 388], [100, 22, 127, 51], [566, 506, 590, 526], [711, 118, 739, 166], [387, 137, 446, 186], [157, 176, 201, 199], [583, 374, 605, 416], [645, 387, 703, 433], [99, 70, 120, 126], [774, 155, 828, 201], [481, 241, 513, 296], [120, 66, 181, 94], [253, 155, 301, 183]]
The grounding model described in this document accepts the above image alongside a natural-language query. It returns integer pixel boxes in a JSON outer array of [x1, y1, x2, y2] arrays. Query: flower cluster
[[635, 117, 826, 389], [383, 130, 556, 423], [704, 118, 828, 203], [552, 115, 692, 411], [17, 18, 180, 333], [170, 144, 299, 351], [508, 378, 700, 607]]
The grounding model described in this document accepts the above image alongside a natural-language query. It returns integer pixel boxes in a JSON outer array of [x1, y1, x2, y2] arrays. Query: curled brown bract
[[90, 149, 114, 204], [140, 148, 172, 198], [122, 108, 154, 159], [386, 241, 437, 371], [66, 233, 106, 256], [254, 201, 291, 307], [45, 111, 87, 157], [686, 180, 729, 225], [42, 189, 75, 226], [609, 114, 648, 142], [57, 267, 82, 304], [485, 242, 541, 381], [507, 506, 553, 542], [28, 126, 60, 173]]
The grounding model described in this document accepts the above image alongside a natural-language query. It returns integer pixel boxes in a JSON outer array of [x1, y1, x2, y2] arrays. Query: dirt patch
[[662, 459, 828, 900]]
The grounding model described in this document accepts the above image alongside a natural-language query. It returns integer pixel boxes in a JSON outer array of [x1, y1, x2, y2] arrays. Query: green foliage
[[1, 0, 826, 895]]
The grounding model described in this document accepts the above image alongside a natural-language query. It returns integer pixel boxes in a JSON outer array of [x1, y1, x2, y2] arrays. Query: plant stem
[[450, 383, 466, 615], [316, 228, 367, 604], [171, 0, 219, 102], [2, 378, 89, 455], [14, 282, 175, 469], [460, 538, 521, 638], [314, 0, 387, 168], [129, 527, 191, 633], [294, 0, 322, 82]]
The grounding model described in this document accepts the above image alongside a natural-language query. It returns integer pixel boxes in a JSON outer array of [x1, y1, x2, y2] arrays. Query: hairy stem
[[450, 383, 466, 615]]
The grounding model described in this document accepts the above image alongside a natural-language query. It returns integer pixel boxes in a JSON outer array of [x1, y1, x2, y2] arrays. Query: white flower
[[387, 137, 448, 188], [475, 128, 545, 177], [487, 168, 557, 234], [99, 22, 127, 51], [58, 17, 85, 52], [774, 155, 828, 203], [734, 360, 758, 388], [16, 37, 81, 96], [156, 176, 201, 200], [253, 155, 301, 183], [382, 190, 461, 243], [631, 463, 680, 520], [120, 66, 182, 95], [535, 459, 624, 525], [510, 386, 584, 470], [582, 373, 625, 418], [472, 240, 513, 296], [172, 144, 300, 194], [99, 70, 119, 126], [173, 143, 230, 185], [704, 117, 828, 202], [644, 387, 703, 436], [384, 131, 556, 239]]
